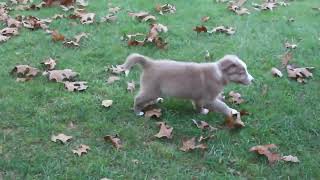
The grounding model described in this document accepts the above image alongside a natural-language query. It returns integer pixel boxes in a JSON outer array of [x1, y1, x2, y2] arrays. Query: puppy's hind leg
[[205, 99, 237, 116], [134, 90, 160, 116]]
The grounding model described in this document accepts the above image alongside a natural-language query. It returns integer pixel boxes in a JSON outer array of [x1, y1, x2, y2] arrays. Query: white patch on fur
[[200, 108, 209, 115], [136, 111, 144, 116]]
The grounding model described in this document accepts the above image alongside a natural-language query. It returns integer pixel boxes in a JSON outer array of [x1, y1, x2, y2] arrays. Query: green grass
[[1, 0, 320, 179]]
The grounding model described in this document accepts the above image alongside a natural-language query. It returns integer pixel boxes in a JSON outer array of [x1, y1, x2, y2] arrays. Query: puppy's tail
[[121, 53, 151, 71]]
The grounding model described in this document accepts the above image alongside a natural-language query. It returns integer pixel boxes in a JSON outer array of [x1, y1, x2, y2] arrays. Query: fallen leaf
[[208, 26, 236, 35], [41, 58, 57, 70], [1, 27, 19, 36], [51, 133, 72, 144], [46, 69, 78, 82], [110, 65, 126, 75], [76, 0, 88, 7], [286, 65, 314, 83], [285, 42, 297, 49], [101, 14, 117, 23], [228, 91, 245, 104], [281, 155, 300, 163], [180, 137, 207, 152], [104, 134, 123, 149], [64, 81, 88, 91], [145, 108, 161, 118], [192, 119, 217, 131], [128, 11, 156, 22], [109, 6, 121, 14], [74, 32, 88, 43], [193, 25, 207, 33], [271, 67, 283, 77], [102, 100, 113, 108], [6, 17, 22, 28], [249, 144, 281, 164], [11, 65, 39, 79], [107, 76, 120, 84], [72, 144, 90, 156], [155, 3, 176, 15], [201, 16, 210, 22], [127, 81, 135, 93], [198, 135, 215, 143], [52, 14, 65, 19], [63, 40, 79, 47], [154, 122, 173, 139], [0, 34, 10, 42]]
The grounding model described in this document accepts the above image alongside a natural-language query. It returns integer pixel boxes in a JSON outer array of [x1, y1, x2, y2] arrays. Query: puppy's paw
[[230, 108, 239, 115], [200, 108, 209, 115], [136, 111, 144, 116], [156, 97, 164, 103]]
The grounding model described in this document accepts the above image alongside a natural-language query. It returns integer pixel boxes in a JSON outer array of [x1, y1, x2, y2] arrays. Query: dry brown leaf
[[127, 81, 135, 93], [198, 135, 215, 143], [128, 11, 156, 22], [101, 14, 117, 23], [6, 17, 22, 28], [74, 32, 88, 43], [201, 16, 210, 22], [110, 65, 126, 75], [74, 10, 95, 24], [46, 69, 78, 82], [145, 108, 161, 118], [285, 42, 297, 49], [249, 144, 281, 164], [0, 34, 10, 42], [64, 81, 88, 91], [208, 26, 236, 35], [107, 76, 120, 84], [102, 100, 113, 108], [271, 67, 283, 77], [154, 122, 173, 139], [76, 0, 88, 7], [180, 137, 207, 152], [1, 27, 19, 36], [72, 144, 90, 156], [155, 3, 176, 15], [52, 14, 65, 19], [16, 77, 32, 82], [228, 91, 245, 104], [22, 16, 49, 30], [109, 6, 121, 14], [193, 25, 207, 33], [41, 58, 57, 70], [104, 134, 123, 149], [286, 65, 314, 83], [51, 133, 72, 144], [192, 119, 217, 131], [63, 40, 79, 47], [11, 65, 39, 78], [52, 30, 65, 41], [281, 155, 300, 163]]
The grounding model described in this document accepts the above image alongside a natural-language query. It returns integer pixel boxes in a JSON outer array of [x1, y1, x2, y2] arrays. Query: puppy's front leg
[[192, 100, 209, 115], [205, 99, 237, 116]]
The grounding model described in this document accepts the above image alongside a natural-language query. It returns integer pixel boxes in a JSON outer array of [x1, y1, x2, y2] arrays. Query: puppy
[[121, 53, 254, 116]]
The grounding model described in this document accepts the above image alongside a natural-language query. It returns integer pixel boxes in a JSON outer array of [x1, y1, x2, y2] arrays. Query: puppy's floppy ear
[[219, 58, 236, 72]]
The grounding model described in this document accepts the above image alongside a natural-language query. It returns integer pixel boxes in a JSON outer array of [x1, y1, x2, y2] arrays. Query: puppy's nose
[[248, 73, 254, 82]]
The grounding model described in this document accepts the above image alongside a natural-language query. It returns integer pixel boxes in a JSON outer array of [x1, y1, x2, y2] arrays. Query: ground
[[1, 0, 320, 179]]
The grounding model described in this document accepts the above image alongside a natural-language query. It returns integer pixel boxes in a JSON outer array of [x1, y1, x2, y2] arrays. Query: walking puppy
[[121, 53, 254, 116]]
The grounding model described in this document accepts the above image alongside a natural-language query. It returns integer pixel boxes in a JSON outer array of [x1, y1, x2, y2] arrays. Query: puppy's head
[[218, 55, 254, 85]]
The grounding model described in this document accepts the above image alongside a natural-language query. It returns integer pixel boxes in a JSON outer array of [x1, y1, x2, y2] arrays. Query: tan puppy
[[121, 53, 254, 116]]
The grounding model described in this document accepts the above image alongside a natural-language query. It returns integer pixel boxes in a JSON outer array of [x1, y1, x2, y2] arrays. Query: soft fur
[[121, 53, 254, 116]]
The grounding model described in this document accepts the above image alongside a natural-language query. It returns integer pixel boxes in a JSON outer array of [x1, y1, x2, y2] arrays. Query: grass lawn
[[1, 0, 320, 179]]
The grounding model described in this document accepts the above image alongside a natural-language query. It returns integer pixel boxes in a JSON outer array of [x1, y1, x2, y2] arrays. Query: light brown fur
[[121, 53, 254, 116]]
